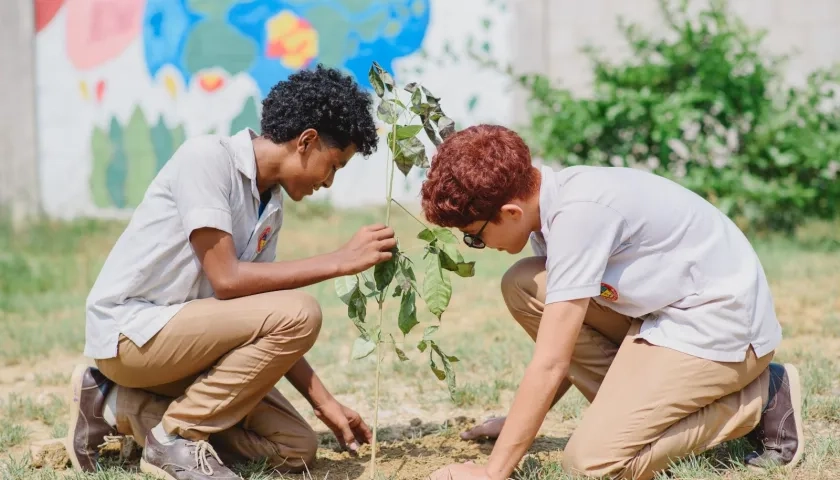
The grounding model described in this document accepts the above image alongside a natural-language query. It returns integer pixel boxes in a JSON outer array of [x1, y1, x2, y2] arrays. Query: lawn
[[0, 202, 838, 479]]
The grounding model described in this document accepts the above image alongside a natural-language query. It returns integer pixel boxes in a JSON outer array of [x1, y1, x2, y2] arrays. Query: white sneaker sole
[[783, 363, 805, 470], [140, 458, 179, 480]]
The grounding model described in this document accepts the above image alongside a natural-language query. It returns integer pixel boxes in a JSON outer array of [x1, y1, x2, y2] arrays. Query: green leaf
[[348, 288, 367, 323], [390, 334, 409, 361], [377, 100, 400, 124], [438, 116, 456, 139], [335, 276, 359, 304], [431, 342, 458, 396], [394, 136, 426, 176], [439, 242, 461, 263], [423, 325, 439, 339], [368, 61, 394, 97], [454, 262, 476, 278], [398, 290, 419, 335], [374, 249, 398, 291], [404, 82, 418, 93], [394, 153, 413, 176], [351, 336, 377, 360], [418, 227, 458, 244], [360, 272, 377, 293], [381, 71, 395, 92], [418, 339, 428, 352], [411, 88, 422, 107], [392, 284, 403, 298], [394, 258, 417, 292], [429, 353, 446, 380], [417, 228, 435, 242], [421, 86, 440, 109], [438, 244, 474, 277], [433, 228, 458, 244], [422, 253, 452, 319], [423, 118, 442, 146], [396, 125, 423, 139]]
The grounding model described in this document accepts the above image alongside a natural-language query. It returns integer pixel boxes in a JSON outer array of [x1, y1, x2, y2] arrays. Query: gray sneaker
[[140, 432, 240, 480], [744, 363, 805, 470]]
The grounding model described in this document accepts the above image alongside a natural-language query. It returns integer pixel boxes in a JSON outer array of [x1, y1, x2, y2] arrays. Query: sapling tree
[[333, 61, 475, 476]]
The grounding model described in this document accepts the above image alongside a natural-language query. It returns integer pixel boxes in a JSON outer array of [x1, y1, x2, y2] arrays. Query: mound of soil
[[307, 417, 569, 479]]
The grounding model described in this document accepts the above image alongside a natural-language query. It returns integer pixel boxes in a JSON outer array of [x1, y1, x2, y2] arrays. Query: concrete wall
[[0, 0, 39, 223], [509, 0, 840, 126]]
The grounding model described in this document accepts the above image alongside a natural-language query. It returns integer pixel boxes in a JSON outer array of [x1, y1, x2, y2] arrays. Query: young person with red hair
[[424, 125, 803, 480]]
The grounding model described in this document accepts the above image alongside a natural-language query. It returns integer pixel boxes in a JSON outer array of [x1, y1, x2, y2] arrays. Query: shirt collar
[[230, 128, 284, 203], [538, 165, 555, 232]]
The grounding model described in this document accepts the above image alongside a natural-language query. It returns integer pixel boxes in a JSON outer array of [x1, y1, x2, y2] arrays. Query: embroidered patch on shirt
[[600, 283, 619, 302], [257, 227, 271, 253]]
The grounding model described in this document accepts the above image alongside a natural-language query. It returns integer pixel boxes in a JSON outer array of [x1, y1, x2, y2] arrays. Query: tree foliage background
[[473, 0, 840, 234]]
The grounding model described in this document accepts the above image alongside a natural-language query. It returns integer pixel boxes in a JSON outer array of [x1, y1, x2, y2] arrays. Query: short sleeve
[[169, 137, 234, 238], [544, 202, 626, 304]]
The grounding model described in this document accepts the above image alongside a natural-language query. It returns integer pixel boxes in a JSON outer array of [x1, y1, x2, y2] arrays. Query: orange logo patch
[[257, 227, 271, 253], [600, 283, 619, 302]]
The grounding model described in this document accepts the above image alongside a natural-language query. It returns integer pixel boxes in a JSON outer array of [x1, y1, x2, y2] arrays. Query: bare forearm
[[216, 252, 344, 299], [486, 363, 567, 479], [285, 358, 335, 408]]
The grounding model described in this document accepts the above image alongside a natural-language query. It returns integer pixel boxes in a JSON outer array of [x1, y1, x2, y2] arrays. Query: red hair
[[421, 124, 539, 228]]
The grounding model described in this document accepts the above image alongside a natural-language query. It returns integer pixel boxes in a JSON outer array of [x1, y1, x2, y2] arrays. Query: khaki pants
[[96, 290, 323, 473], [502, 257, 773, 480]]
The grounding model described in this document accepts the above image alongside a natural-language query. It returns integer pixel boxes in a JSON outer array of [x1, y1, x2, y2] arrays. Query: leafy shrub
[[484, 0, 840, 233]]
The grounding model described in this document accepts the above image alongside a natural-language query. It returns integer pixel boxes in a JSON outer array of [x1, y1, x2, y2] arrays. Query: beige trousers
[[96, 290, 323, 473], [502, 257, 773, 480]]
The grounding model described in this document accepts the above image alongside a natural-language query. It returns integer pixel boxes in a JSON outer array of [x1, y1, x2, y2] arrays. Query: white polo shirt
[[84, 128, 284, 359], [530, 165, 782, 362]]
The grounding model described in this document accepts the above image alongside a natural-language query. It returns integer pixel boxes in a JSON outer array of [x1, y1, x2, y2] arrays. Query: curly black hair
[[260, 64, 379, 156]]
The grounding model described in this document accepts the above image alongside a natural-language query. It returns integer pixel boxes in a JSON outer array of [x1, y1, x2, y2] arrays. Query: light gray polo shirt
[[84, 128, 284, 359], [530, 165, 782, 362]]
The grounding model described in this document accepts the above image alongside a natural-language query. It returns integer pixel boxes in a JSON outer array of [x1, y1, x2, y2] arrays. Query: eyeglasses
[[463, 219, 490, 249]]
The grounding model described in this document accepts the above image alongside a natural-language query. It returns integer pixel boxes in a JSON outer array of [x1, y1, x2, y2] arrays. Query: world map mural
[[35, 0, 431, 209]]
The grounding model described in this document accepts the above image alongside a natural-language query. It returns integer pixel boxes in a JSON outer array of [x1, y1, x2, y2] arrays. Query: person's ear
[[297, 128, 319, 154], [500, 203, 524, 221]]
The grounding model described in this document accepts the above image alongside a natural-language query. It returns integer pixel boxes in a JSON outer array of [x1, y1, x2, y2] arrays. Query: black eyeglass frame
[[463, 219, 490, 249]]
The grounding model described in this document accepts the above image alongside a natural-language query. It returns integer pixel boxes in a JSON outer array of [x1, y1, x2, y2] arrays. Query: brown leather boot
[[141, 432, 240, 480], [66, 364, 119, 471], [744, 363, 805, 470]]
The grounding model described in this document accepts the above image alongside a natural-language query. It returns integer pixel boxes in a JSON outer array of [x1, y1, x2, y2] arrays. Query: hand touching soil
[[460, 417, 506, 441]]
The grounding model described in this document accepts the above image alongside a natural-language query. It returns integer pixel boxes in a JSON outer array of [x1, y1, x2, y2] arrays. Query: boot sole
[[65, 364, 89, 472], [140, 458, 179, 480], [783, 363, 806, 470]]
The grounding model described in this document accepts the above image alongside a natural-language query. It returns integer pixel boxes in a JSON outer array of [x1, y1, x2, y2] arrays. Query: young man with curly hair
[[424, 125, 804, 480], [70, 65, 396, 479]]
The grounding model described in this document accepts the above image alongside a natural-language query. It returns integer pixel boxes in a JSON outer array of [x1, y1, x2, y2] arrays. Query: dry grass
[[1, 204, 838, 479]]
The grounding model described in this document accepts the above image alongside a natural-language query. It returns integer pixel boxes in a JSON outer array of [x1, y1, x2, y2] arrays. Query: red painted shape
[[95, 80, 106, 102], [35, 0, 66, 33]]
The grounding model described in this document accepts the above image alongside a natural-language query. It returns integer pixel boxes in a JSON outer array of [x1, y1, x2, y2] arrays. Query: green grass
[[1, 208, 839, 479], [1, 393, 68, 429], [0, 419, 29, 453]]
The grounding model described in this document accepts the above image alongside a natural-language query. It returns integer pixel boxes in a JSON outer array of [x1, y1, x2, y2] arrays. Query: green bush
[[505, 0, 840, 233]]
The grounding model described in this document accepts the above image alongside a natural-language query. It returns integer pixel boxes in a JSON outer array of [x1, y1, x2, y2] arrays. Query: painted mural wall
[[35, 0, 513, 218]]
